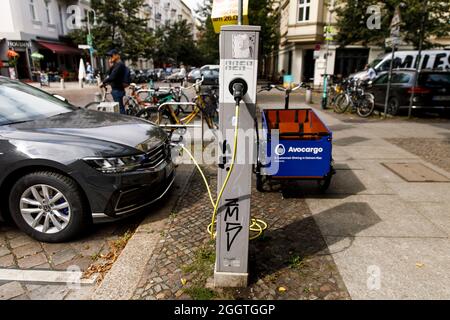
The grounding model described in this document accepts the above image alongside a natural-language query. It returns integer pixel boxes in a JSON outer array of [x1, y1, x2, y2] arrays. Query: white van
[[353, 50, 450, 79]]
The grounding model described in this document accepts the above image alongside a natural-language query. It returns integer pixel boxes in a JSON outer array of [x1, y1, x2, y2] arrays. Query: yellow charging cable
[[179, 103, 267, 240]]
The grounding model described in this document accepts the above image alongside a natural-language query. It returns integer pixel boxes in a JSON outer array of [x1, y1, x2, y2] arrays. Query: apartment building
[[0, 0, 92, 80], [271, 0, 450, 87], [140, 0, 194, 32], [136, 0, 195, 69]]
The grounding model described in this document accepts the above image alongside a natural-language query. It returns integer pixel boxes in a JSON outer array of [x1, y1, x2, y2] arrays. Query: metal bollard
[[305, 87, 313, 104], [60, 79, 65, 90]]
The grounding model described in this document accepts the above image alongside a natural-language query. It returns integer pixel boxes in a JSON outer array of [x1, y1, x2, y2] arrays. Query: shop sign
[[8, 41, 31, 49]]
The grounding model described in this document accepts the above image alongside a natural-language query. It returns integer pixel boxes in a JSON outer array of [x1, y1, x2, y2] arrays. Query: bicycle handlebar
[[259, 82, 307, 93]]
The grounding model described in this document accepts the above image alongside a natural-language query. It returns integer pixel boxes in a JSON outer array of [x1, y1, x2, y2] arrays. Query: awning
[[37, 41, 80, 55]]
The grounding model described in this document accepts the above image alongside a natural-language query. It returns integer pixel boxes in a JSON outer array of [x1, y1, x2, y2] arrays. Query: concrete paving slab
[[324, 236, 450, 299], [387, 182, 450, 203], [307, 195, 447, 238], [343, 146, 419, 160], [383, 163, 450, 182], [326, 168, 396, 196], [414, 202, 450, 237]]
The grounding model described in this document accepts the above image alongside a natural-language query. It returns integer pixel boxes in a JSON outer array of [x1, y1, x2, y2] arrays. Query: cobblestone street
[[132, 166, 350, 300], [0, 216, 142, 300]]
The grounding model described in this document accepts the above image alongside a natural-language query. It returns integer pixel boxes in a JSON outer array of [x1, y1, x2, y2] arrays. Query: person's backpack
[[123, 66, 131, 88]]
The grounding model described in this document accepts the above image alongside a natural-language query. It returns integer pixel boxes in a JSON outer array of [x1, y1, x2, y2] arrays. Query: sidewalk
[[90, 91, 450, 300], [304, 106, 450, 299]]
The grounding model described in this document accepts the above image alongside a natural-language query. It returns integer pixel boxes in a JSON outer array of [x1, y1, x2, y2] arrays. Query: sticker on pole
[[212, 0, 249, 34], [232, 33, 255, 59]]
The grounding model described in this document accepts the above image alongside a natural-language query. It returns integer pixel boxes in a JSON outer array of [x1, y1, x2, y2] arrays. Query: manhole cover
[[382, 163, 450, 182]]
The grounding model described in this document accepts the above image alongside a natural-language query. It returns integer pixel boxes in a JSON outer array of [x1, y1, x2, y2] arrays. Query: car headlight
[[83, 154, 146, 173]]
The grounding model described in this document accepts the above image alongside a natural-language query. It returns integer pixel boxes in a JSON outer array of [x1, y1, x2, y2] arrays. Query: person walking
[[101, 49, 127, 114]]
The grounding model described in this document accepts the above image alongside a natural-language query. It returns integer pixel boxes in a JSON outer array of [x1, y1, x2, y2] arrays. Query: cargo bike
[[255, 83, 335, 192]]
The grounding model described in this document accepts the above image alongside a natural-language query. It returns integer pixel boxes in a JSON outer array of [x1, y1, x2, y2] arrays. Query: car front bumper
[[69, 157, 176, 221]]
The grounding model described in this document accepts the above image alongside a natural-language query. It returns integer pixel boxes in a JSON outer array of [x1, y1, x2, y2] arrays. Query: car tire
[[387, 97, 400, 116], [9, 171, 90, 243]]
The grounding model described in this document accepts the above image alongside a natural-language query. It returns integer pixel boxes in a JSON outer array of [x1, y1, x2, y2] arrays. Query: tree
[[153, 20, 201, 67], [195, 0, 280, 66], [196, 0, 219, 65], [335, 0, 450, 49], [68, 0, 153, 63]]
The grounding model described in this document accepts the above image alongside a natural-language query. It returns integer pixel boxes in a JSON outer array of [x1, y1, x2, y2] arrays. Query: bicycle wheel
[[136, 108, 160, 123], [124, 97, 140, 116], [356, 93, 375, 118], [334, 93, 350, 113]]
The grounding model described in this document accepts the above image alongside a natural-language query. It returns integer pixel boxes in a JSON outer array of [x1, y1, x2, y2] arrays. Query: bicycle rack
[[156, 102, 209, 163]]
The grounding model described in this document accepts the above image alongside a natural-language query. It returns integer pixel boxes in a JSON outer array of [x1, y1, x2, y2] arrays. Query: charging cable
[[177, 82, 268, 240]]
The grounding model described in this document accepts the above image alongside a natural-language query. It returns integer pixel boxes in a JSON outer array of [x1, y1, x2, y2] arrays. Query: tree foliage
[[196, 0, 220, 65], [153, 20, 200, 67], [335, 0, 450, 49], [68, 0, 153, 62], [195, 0, 280, 64]]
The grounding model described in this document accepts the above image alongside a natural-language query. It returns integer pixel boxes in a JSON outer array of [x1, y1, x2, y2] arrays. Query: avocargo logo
[[289, 147, 324, 154], [275, 144, 324, 156]]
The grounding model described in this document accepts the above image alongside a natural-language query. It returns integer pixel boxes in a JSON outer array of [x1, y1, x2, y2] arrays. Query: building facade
[[271, 0, 450, 87], [136, 0, 196, 69], [0, 0, 92, 80]]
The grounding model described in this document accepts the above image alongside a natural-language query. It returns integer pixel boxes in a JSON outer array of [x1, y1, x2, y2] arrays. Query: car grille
[[142, 142, 169, 169]]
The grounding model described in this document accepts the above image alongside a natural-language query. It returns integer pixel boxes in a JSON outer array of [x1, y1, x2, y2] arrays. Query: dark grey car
[[0, 77, 175, 242], [367, 69, 450, 115]]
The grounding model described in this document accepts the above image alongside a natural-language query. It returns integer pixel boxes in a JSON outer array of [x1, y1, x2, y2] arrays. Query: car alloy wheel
[[19, 184, 71, 234]]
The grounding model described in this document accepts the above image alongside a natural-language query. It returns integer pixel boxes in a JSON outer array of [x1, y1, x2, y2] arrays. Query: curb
[[91, 165, 196, 300]]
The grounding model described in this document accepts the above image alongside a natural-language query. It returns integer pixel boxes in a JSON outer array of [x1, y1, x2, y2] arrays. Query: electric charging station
[[214, 25, 260, 287]]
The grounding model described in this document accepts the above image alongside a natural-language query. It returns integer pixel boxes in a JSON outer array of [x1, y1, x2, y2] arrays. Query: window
[[45, 0, 52, 24], [30, 0, 37, 21], [0, 79, 74, 126], [373, 74, 389, 85], [392, 73, 412, 84], [298, 0, 311, 22], [419, 73, 450, 88]]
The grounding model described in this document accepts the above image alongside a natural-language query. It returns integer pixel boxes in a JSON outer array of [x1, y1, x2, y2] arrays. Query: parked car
[[187, 68, 202, 83], [367, 69, 450, 115], [154, 68, 167, 81], [146, 69, 158, 82], [187, 65, 219, 86], [0, 77, 175, 242], [166, 69, 184, 83]]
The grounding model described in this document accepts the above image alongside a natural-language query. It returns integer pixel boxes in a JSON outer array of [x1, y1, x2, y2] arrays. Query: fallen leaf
[[278, 286, 287, 292], [181, 278, 187, 286], [416, 263, 424, 268]]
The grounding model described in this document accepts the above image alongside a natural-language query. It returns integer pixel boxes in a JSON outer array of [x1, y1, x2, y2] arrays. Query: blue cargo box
[[260, 108, 333, 179]]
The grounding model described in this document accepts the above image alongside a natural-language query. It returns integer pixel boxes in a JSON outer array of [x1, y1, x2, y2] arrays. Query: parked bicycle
[[136, 78, 218, 132], [333, 78, 375, 118]]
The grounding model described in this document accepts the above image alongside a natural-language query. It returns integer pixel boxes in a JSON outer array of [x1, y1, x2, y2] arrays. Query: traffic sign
[[78, 45, 91, 50], [87, 34, 93, 47]]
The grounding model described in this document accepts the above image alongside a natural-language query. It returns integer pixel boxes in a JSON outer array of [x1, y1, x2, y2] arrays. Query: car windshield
[[0, 78, 75, 126], [369, 59, 382, 68]]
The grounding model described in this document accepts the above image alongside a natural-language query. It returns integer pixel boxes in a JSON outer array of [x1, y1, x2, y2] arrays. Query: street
[[1, 84, 448, 299]]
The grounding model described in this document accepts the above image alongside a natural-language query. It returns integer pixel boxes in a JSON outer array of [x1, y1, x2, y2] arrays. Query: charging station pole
[[214, 25, 260, 287]]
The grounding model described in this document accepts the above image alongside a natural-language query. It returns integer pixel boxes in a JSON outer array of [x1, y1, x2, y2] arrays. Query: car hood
[[4, 109, 168, 153]]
